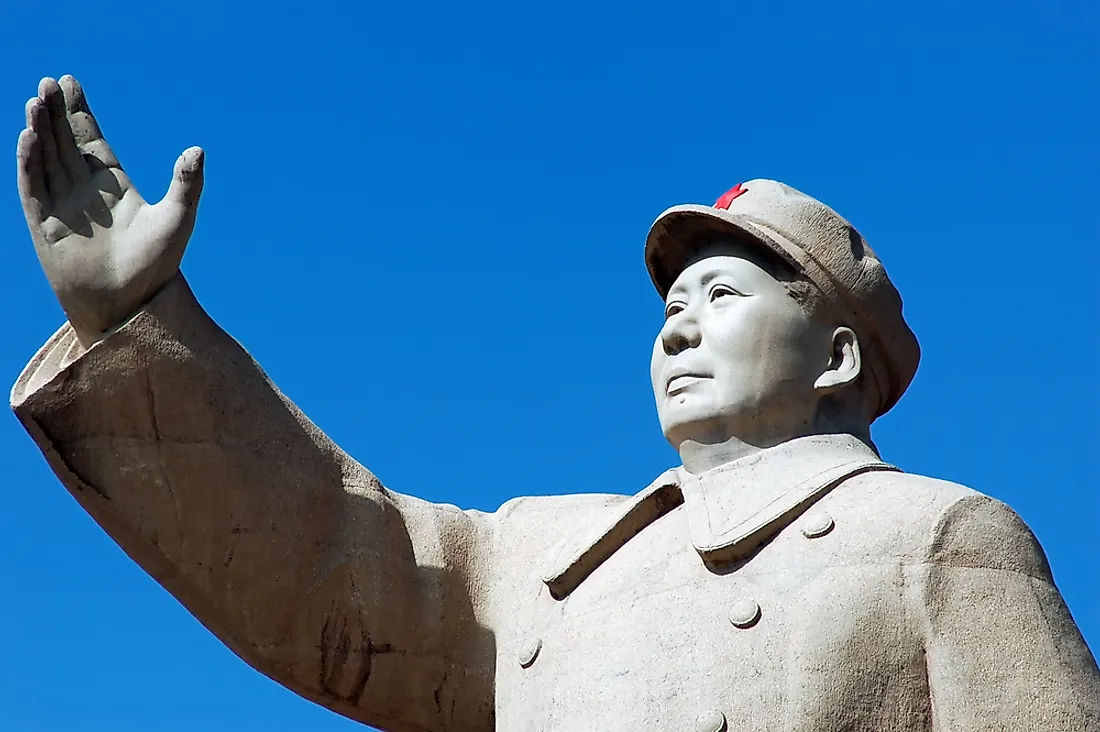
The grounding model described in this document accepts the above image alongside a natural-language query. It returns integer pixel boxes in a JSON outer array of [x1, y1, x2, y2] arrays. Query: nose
[[660, 308, 702, 355]]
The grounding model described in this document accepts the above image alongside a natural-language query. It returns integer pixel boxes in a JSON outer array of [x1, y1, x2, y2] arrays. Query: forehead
[[667, 238, 787, 295]]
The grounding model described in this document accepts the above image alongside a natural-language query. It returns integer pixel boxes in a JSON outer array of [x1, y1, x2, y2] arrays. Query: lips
[[665, 370, 710, 394]]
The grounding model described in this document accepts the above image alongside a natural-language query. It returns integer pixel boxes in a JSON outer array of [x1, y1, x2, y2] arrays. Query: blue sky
[[0, 1, 1096, 729]]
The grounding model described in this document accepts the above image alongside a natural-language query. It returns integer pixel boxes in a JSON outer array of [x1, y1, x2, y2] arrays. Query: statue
[[12, 75, 1099, 731]]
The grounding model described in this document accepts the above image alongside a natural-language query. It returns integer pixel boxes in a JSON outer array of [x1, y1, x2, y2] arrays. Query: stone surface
[[11, 75, 1100, 731]]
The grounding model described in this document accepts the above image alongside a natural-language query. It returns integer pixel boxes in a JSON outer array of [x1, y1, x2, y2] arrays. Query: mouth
[[665, 371, 710, 395]]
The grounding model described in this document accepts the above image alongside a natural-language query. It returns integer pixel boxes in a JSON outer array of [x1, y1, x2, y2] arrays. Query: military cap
[[644, 179, 920, 418]]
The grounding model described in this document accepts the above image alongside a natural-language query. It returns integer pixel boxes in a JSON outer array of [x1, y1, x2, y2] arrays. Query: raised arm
[[12, 76, 495, 732]]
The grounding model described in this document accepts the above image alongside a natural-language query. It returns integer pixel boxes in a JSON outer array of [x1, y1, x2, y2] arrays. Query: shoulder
[[832, 469, 977, 524], [825, 470, 1051, 579], [925, 485, 1052, 580], [487, 491, 629, 529], [473, 492, 630, 562]]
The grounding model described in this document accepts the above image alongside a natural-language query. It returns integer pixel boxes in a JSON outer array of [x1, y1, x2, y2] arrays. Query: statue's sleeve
[[920, 493, 1100, 731], [10, 275, 497, 732]]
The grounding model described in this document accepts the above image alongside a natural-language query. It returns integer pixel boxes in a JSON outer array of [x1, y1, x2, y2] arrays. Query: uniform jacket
[[11, 276, 1100, 731]]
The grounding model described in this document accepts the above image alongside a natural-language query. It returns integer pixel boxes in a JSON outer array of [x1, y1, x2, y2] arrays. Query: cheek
[[708, 303, 819, 382], [650, 337, 665, 391]]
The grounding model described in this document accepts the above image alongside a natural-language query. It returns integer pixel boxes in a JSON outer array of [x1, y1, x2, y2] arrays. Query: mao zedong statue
[[11, 75, 1100, 731]]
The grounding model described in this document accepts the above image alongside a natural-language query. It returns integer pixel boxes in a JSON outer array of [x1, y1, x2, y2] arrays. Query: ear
[[814, 327, 862, 391]]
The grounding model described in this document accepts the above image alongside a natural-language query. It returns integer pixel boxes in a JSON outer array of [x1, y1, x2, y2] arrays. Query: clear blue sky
[[1, 1, 1096, 729]]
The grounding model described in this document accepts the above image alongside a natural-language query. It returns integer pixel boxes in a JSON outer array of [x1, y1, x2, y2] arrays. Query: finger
[[59, 76, 120, 170], [59, 75, 104, 149], [60, 76, 121, 173], [17, 128, 50, 227], [40, 76, 89, 186], [81, 138, 120, 171], [163, 146, 205, 208], [26, 96, 68, 200]]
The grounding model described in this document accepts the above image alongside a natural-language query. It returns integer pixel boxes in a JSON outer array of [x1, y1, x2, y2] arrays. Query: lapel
[[542, 469, 682, 600], [543, 434, 898, 598]]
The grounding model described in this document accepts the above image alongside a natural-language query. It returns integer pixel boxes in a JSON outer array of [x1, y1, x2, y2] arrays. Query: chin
[[659, 404, 742, 445]]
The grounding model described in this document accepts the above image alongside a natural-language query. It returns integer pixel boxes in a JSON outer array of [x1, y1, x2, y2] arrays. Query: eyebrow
[[667, 267, 738, 298]]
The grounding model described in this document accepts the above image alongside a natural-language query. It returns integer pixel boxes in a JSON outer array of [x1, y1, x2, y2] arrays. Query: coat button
[[800, 511, 835, 538], [517, 637, 542, 668], [729, 598, 761, 629], [695, 709, 727, 732]]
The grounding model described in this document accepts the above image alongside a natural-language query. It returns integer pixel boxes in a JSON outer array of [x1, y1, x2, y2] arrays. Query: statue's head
[[645, 180, 919, 465]]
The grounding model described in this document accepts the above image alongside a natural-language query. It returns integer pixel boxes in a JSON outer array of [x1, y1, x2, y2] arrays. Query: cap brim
[[645, 204, 803, 299]]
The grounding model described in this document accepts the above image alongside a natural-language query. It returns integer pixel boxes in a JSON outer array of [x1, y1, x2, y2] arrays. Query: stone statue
[[12, 75, 1099, 731]]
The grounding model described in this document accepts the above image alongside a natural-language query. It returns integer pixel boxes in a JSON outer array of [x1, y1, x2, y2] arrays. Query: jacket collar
[[543, 433, 897, 598], [678, 433, 895, 567]]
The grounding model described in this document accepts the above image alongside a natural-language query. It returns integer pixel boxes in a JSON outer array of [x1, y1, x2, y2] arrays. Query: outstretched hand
[[17, 75, 205, 345]]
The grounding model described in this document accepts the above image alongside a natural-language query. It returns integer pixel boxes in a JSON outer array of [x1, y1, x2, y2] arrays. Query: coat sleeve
[[921, 493, 1100, 731], [10, 275, 497, 732]]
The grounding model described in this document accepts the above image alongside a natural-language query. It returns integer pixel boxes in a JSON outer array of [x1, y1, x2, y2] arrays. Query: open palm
[[16, 75, 204, 344]]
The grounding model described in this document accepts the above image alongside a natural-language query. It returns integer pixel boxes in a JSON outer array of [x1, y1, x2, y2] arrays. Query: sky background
[[0, 1, 1096, 729]]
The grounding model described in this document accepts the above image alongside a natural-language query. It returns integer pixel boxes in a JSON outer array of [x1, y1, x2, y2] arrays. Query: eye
[[709, 284, 741, 301], [664, 301, 685, 320]]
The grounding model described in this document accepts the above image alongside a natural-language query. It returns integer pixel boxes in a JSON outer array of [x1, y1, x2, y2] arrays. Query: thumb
[[164, 146, 205, 208]]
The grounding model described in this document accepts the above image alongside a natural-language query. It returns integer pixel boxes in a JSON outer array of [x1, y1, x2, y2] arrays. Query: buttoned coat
[[12, 277, 1100, 731]]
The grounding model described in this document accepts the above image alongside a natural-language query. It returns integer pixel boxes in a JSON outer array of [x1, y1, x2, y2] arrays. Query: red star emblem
[[714, 183, 748, 209]]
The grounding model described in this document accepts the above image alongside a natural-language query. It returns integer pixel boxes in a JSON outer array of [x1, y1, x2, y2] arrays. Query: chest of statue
[[495, 495, 932, 731]]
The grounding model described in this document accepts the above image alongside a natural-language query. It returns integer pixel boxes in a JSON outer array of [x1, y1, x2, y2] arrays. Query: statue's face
[[650, 238, 833, 449]]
